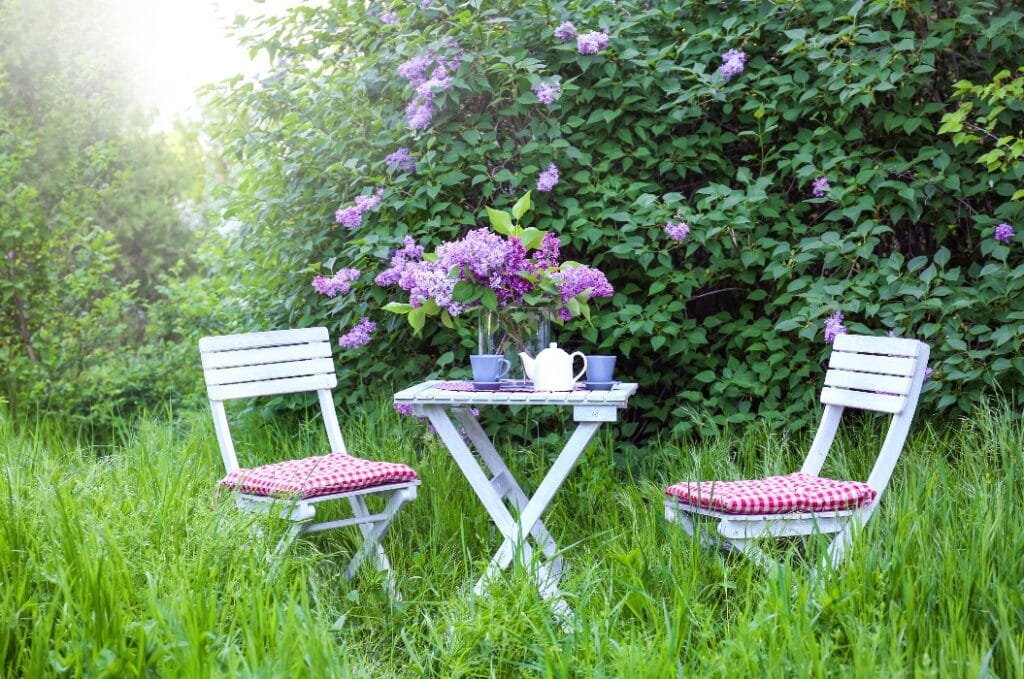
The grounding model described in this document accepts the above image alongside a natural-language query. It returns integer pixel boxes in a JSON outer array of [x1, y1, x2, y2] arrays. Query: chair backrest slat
[[199, 327, 337, 401], [821, 334, 922, 414]]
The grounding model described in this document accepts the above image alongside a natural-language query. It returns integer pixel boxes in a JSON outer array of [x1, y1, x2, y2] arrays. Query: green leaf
[[518, 227, 545, 250], [383, 302, 413, 314], [511, 191, 531, 220], [487, 208, 514, 236], [408, 306, 426, 334], [452, 281, 479, 303]]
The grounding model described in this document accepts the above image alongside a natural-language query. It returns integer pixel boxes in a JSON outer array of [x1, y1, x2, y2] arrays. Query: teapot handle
[[570, 352, 587, 383]]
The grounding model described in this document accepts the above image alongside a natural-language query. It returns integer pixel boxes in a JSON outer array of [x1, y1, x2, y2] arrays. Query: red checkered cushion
[[665, 472, 876, 515], [220, 453, 417, 499]]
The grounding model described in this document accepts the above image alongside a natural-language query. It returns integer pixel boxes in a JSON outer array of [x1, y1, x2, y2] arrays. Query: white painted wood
[[820, 386, 905, 413], [204, 358, 336, 386], [201, 342, 333, 370], [415, 385, 631, 618], [800, 404, 843, 476], [823, 369, 912, 395], [833, 333, 920, 357], [573, 405, 619, 422], [199, 327, 328, 352], [209, 400, 240, 472], [665, 334, 930, 575], [200, 328, 418, 590], [207, 373, 338, 401], [828, 351, 915, 376]]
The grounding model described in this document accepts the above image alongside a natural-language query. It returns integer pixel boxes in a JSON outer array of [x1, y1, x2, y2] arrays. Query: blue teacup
[[585, 355, 617, 383], [471, 354, 511, 382]]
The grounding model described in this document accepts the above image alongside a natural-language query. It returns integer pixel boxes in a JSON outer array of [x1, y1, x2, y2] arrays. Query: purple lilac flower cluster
[[812, 177, 830, 198], [554, 21, 577, 42], [994, 222, 1014, 244], [338, 317, 376, 349], [386, 147, 417, 172], [374, 236, 425, 286], [537, 163, 559, 192], [397, 47, 462, 131], [718, 49, 747, 81], [824, 311, 847, 344], [532, 80, 560, 105], [551, 265, 614, 320], [312, 268, 361, 297], [665, 221, 690, 242], [380, 10, 397, 24], [335, 187, 384, 229], [577, 31, 609, 55]]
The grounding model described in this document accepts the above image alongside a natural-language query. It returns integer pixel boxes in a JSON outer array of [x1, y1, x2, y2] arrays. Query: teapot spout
[[518, 352, 535, 380]]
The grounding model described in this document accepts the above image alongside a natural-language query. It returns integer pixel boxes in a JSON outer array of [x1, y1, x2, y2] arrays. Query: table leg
[[419, 405, 536, 567], [451, 408, 563, 564]]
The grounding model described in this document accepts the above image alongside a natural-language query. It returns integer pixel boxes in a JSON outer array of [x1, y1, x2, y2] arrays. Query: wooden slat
[[208, 373, 337, 401], [205, 357, 336, 386], [823, 369, 912, 395], [392, 381, 639, 407], [199, 327, 328, 352], [833, 334, 920, 357], [200, 342, 333, 370], [820, 386, 905, 414], [828, 350, 916, 377]]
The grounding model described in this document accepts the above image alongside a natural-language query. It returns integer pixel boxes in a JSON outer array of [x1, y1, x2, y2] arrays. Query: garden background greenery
[[1, 0, 1022, 676]]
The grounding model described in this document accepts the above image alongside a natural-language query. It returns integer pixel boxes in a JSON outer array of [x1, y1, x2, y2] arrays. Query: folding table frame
[[394, 381, 638, 617]]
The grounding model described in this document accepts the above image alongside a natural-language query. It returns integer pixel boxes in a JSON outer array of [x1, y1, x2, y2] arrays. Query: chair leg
[[344, 488, 415, 584]]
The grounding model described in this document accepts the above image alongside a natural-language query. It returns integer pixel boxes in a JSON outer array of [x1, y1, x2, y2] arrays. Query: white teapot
[[518, 343, 587, 392]]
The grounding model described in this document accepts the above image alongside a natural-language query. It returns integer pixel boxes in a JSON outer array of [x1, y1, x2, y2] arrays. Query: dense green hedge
[[208, 0, 1023, 438]]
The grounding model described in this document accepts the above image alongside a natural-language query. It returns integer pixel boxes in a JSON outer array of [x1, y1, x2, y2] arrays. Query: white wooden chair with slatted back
[[199, 327, 419, 584], [664, 334, 929, 573]]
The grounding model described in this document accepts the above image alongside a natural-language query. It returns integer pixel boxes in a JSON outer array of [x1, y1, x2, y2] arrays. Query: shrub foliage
[[208, 0, 1023, 436]]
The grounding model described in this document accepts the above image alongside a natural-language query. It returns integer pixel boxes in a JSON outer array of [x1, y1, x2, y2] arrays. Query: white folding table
[[394, 380, 638, 617]]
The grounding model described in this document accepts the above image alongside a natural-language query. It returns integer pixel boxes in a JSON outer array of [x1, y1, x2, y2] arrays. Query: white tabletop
[[394, 380, 638, 407]]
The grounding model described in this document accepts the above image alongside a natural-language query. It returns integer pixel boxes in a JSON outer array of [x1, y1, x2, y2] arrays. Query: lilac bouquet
[[376, 191, 614, 336]]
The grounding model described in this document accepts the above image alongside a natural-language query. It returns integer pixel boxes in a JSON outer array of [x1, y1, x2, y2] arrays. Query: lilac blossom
[[537, 163, 560, 192], [4, 251, 13, 260], [824, 311, 847, 344], [718, 49, 747, 81], [812, 177, 830, 198], [380, 10, 397, 24], [335, 206, 363, 229], [386, 147, 417, 172], [437, 228, 508, 280], [577, 31, 609, 55], [338, 317, 376, 349], [665, 221, 690, 242], [994, 222, 1015, 244], [415, 65, 452, 98], [532, 80, 561, 105], [419, 0, 432, 8], [397, 54, 433, 84], [534, 232, 561, 270], [489, 236, 534, 305], [552, 265, 614, 321], [554, 21, 577, 42], [336, 187, 384, 229], [406, 96, 434, 130], [394, 403, 415, 416], [375, 236, 425, 286], [312, 268, 361, 297]]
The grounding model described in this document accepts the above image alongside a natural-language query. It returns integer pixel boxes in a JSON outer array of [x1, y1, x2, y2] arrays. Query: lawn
[[1, 402, 1022, 677]]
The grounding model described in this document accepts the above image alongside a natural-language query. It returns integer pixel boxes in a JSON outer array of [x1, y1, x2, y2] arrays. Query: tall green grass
[[1, 401, 1022, 677]]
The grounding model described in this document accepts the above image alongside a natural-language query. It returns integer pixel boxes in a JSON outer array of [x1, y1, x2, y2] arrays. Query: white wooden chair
[[664, 334, 930, 573], [199, 327, 419, 583]]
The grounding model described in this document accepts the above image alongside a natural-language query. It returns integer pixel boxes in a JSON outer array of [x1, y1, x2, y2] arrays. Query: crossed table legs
[[420, 404, 603, 616]]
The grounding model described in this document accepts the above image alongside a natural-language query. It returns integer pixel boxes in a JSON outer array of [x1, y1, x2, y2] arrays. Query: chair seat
[[220, 453, 418, 499], [665, 472, 876, 515]]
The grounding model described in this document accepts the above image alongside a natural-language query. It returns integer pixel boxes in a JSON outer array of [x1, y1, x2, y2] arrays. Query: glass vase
[[477, 308, 551, 380]]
